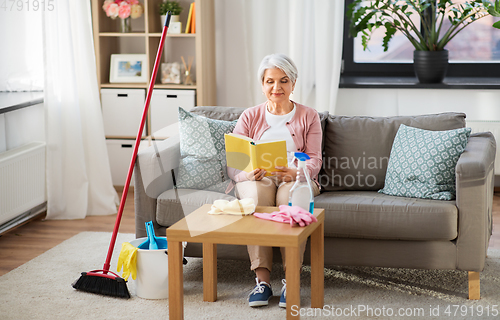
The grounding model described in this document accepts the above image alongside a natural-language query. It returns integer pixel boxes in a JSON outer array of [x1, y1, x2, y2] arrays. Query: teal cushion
[[379, 124, 471, 200], [176, 107, 237, 193]]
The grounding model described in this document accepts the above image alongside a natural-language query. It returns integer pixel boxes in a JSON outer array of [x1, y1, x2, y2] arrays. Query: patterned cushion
[[176, 107, 237, 193], [379, 124, 471, 200]]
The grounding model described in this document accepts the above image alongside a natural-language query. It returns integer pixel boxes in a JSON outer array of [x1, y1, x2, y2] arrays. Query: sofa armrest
[[455, 132, 496, 271], [134, 135, 180, 237]]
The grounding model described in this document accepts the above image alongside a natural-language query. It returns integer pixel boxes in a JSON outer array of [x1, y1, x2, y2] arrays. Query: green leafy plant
[[159, 0, 183, 16], [347, 0, 500, 52]]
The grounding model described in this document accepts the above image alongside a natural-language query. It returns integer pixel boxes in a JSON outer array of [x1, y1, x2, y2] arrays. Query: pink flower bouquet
[[103, 0, 144, 19]]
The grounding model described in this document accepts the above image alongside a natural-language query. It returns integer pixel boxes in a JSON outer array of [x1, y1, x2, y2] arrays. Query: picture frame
[[161, 62, 181, 84], [109, 54, 148, 83]]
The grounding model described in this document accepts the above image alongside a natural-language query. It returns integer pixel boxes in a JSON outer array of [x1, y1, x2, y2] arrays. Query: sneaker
[[279, 279, 286, 308], [248, 278, 273, 307]]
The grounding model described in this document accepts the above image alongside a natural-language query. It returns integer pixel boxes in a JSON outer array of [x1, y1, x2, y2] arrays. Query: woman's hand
[[246, 168, 267, 181], [272, 166, 297, 183]]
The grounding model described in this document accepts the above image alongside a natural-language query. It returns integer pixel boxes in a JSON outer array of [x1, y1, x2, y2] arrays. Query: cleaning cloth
[[208, 198, 256, 215], [117, 242, 138, 281], [253, 205, 317, 227]]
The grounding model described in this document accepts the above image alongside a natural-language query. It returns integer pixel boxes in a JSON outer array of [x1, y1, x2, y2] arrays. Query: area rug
[[0, 232, 499, 319]]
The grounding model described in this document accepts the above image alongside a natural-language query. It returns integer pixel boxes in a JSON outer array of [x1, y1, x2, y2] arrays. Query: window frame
[[342, 0, 500, 78]]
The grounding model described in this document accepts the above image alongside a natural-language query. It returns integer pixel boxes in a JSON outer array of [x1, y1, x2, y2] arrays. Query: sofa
[[134, 106, 495, 299]]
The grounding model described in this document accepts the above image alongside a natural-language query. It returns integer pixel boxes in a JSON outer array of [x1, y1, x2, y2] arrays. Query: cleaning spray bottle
[[288, 152, 314, 213]]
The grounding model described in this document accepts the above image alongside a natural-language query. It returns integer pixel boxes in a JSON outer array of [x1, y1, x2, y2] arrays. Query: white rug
[[0, 232, 499, 319]]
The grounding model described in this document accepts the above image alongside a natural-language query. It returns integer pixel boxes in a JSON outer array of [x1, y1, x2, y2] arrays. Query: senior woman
[[228, 53, 322, 308]]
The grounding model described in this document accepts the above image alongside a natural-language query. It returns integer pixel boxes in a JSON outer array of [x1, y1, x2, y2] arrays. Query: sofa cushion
[[320, 112, 466, 191], [379, 125, 471, 200], [314, 191, 458, 241], [156, 188, 237, 226], [176, 107, 237, 193]]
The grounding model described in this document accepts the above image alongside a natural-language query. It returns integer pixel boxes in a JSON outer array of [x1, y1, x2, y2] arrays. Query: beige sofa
[[134, 106, 495, 299]]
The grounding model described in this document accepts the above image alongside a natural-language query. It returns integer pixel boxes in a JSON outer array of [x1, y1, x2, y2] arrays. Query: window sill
[[339, 76, 500, 90], [0, 91, 44, 114]]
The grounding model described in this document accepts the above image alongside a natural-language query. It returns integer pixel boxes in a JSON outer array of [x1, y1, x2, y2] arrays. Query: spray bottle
[[288, 152, 314, 213]]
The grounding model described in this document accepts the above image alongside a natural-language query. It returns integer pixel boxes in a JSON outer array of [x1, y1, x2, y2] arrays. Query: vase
[[120, 17, 131, 33], [413, 50, 449, 84]]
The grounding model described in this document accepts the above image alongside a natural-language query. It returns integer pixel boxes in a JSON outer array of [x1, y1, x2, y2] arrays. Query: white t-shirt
[[260, 104, 297, 166]]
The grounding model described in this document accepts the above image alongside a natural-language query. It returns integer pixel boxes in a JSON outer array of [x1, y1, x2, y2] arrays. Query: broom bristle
[[72, 272, 130, 299]]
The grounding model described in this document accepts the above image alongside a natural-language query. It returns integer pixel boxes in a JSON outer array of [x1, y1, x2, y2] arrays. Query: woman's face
[[262, 68, 295, 105]]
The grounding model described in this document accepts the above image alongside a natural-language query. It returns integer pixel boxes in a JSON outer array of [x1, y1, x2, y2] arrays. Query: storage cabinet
[[101, 89, 146, 138], [91, 0, 215, 185], [91, 0, 215, 105], [150, 89, 195, 138], [106, 139, 150, 187]]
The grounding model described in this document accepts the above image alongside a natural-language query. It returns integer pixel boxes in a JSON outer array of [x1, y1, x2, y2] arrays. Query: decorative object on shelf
[[120, 17, 131, 33], [347, 0, 500, 83], [110, 54, 148, 83], [181, 56, 194, 85], [160, 1, 183, 33], [168, 19, 182, 34], [102, 0, 144, 33], [161, 62, 181, 84]]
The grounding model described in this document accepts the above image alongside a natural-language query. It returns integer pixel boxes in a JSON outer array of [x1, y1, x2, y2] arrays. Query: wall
[[335, 88, 500, 119]]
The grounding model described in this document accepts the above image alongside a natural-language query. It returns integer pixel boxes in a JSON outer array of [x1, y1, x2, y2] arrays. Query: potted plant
[[347, 0, 500, 83], [160, 0, 183, 27]]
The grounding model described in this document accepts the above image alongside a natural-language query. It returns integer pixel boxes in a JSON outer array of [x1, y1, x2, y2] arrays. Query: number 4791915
[[1, 0, 54, 11]]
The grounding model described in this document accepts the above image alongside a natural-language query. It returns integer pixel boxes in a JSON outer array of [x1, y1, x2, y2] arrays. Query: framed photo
[[161, 62, 181, 84], [110, 54, 148, 83]]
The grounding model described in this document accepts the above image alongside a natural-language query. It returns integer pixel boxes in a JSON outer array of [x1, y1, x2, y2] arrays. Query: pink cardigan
[[227, 101, 323, 184]]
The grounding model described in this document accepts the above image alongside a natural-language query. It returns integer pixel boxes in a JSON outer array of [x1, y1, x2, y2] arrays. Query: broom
[[72, 12, 172, 298]]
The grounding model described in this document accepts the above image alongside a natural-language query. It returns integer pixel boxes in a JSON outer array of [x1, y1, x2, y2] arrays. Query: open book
[[225, 133, 287, 176]]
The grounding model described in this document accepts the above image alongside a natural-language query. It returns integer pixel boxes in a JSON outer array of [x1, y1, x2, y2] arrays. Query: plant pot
[[413, 50, 449, 84], [161, 14, 180, 27]]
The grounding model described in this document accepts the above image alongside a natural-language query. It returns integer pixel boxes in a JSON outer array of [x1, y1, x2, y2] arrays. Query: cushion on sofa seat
[[314, 191, 458, 241], [176, 107, 237, 193], [156, 188, 237, 227], [379, 124, 471, 200], [320, 112, 466, 192]]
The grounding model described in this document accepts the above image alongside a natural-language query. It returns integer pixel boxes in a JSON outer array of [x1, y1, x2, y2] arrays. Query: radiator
[[466, 121, 500, 174], [0, 142, 46, 226]]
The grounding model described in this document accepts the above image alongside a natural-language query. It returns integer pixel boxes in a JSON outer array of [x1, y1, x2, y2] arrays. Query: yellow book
[[185, 2, 194, 34], [225, 133, 287, 176]]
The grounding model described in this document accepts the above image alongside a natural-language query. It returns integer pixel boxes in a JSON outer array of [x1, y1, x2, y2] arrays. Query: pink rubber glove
[[253, 211, 291, 223], [279, 205, 317, 226], [253, 205, 317, 227]]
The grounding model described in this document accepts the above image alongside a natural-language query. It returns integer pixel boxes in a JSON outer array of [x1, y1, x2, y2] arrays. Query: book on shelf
[[225, 133, 287, 176], [185, 2, 195, 34], [191, 2, 196, 33]]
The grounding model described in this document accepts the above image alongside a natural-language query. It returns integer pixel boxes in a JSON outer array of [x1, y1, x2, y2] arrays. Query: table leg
[[203, 242, 217, 302], [310, 222, 324, 308], [168, 241, 183, 320], [286, 246, 301, 319]]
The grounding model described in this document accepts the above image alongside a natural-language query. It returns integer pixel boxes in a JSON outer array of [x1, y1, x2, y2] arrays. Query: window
[[342, 0, 500, 78]]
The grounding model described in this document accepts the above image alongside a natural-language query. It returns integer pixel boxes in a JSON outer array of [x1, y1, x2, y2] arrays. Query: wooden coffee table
[[167, 204, 325, 320]]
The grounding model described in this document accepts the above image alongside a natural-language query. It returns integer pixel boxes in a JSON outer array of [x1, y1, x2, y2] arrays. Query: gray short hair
[[258, 53, 298, 84]]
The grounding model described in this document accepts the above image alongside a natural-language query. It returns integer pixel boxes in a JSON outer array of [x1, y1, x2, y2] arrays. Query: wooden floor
[[0, 190, 499, 276]]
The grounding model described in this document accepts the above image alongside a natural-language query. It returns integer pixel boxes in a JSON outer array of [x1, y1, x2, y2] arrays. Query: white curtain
[[43, 1, 118, 219], [215, 0, 344, 113]]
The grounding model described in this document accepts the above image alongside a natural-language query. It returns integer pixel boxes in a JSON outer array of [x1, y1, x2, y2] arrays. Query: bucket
[[129, 237, 183, 299]]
